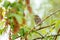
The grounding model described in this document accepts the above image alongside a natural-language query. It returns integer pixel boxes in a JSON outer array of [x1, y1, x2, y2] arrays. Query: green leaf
[[10, 2, 24, 11], [0, 0, 2, 2], [12, 34, 17, 40], [0, 29, 3, 35], [19, 28, 25, 37], [7, 13, 23, 24], [12, 13, 23, 24], [0, 21, 5, 29], [45, 36, 53, 40], [10, 2, 17, 7], [3, 1, 10, 9], [0, 27, 7, 35], [55, 20, 60, 31]]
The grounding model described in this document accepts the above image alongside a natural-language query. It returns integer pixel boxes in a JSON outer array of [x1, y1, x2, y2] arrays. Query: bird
[[34, 15, 41, 25]]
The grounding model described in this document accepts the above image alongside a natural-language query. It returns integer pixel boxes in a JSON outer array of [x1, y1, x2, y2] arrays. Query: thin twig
[[33, 34, 60, 40], [29, 9, 60, 34], [54, 29, 60, 40], [34, 31, 44, 37], [16, 23, 55, 39], [44, 25, 55, 38], [15, 9, 60, 39], [28, 9, 60, 40], [30, 9, 60, 32], [36, 23, 55, 31], [36, 9, 60, 26], [15, 23, 55, 39], [15, 36, 21, 39]]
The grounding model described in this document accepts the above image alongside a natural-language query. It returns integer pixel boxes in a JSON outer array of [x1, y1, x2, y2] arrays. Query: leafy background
[[0, 0, 60, 40]]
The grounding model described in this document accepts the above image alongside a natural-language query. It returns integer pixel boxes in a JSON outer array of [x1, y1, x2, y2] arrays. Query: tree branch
[[28, 9, 60, 40], [15, 9, 60, 39], [36, 23, 55, 31], [33, 34, 60, 40], [29, 9, 60, 34], [15, 36, 21, 39], [54, 29, 60, 40], [36, 9, 60, 26]]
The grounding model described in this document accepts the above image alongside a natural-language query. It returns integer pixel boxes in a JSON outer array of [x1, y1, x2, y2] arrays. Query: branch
[[36, 23, 55, 31], [33, 34, 60, 40], [15, 20, 55, 39], [15, 9, 60, 39], [33, 31, 44, 37], [28, 9, 60, 40], [54, 29, 60, 40], [29, 9, 60, 34], [15, 36, 21, 39], [36, 9, 60, 26]]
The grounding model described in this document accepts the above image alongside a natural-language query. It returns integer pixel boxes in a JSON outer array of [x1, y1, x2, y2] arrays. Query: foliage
[[0, 0, 60, 40]]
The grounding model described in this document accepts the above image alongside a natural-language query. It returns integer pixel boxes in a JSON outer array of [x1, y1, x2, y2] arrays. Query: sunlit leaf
[[0, 0, 2, 2], [19, 28, 25, 37], [3, 1, 10, 9], [55, 20, 60, 31], [12, 34, 17, 40]]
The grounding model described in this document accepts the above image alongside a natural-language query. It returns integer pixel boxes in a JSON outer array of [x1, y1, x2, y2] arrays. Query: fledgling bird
[[34, 15, 41, 25]]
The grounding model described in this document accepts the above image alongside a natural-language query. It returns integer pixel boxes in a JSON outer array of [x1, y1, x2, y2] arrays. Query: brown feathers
[[34, 15, 41, 24]]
